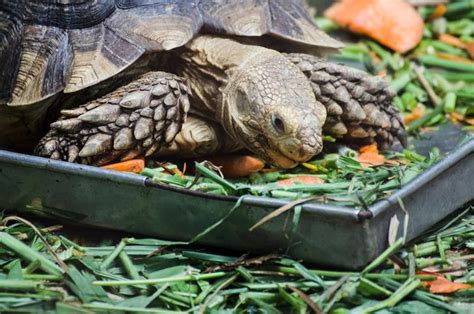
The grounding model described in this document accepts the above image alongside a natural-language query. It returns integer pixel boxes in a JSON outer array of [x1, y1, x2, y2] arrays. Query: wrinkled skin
[[222, 55, 326, 168]]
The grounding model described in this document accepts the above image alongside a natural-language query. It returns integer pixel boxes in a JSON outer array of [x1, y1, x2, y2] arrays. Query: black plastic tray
[[0, 124, 472, 269]]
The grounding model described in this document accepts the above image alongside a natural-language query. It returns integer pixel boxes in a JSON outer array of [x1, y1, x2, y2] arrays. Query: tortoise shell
[[0, 0, 342, 106]]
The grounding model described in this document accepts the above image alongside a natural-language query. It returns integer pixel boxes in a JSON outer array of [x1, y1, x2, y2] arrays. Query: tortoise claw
[[34, 72, 191, 165]]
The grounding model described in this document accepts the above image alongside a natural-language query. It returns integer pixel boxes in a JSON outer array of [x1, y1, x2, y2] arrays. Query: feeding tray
[[0, 124, 472, 270]]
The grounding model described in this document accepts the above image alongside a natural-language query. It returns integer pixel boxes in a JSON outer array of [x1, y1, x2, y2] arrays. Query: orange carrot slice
[[418, 270, 472, 294], [358, 144, 385, 167], [436, 52, 474, 64], [205, 155, 265, 178], [429, 4, 447, 20], [466, 42, 474, 59], [449, 112, 465, 123], [359, 153, 385, 167], [404, 106, 426, 124], [438, 34, 467, 49], [359, 143, 378, 154], [449, 113, 474, 125], [325, 0, 424, 53], [426, 277, 471, 294], [277, 175, 324, 186], [159, 162, 184, 177], [429, 280, 471, 294], [101, 159, 145, 173]]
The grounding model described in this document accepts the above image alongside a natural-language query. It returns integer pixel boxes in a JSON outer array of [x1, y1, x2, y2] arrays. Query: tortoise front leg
[[35, 72, 190, 165], [285, 53, 406, 149]]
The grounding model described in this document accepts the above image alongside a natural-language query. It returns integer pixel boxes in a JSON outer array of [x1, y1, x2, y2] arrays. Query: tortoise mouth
[[272, 136, 323, 168], [266, 149, 299, 169], [261, 136, 322, 169]]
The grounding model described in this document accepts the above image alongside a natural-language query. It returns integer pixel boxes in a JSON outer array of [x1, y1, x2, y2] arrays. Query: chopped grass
[[142, 148, 441, 209], [0, 205, 472, 312]]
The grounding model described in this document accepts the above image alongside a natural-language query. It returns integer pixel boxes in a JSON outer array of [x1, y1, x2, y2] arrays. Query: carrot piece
[[449, 113, 474, 125], [359, 143, 378, 154], [449, 112, 465, 123], [429, 4, 447, 20], [324, 0, 424, 53], [438, 34, 467, 49], [171, 166, 184, 177], [358, 144, 385, 167], [426, 277, 471, 294], [101, 159, 145, 173], [159, 162, 184, 177], [466, 42, 474, 59], [418, 270, 472, 294], [403, 106, 426, 124], [436, 52, 474, 64], [430, 281, 471, 294], [205, 155, 265, 178], [358, 153, 385, 167], [277, 175, 324, 186]]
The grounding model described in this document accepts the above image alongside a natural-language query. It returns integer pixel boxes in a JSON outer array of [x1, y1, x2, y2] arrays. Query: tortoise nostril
[[299, 147, 309, 158]]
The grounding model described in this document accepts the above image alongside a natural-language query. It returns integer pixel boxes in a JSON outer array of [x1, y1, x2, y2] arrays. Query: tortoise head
[[221, 55, 327, 169]]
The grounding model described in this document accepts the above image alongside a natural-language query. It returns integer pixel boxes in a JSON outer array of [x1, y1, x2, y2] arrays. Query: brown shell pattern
[[0, 0, 342, 107]]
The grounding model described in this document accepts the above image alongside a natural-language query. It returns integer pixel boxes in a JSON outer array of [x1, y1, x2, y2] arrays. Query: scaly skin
[[35, 72, 190, 165], [35, 35, 405, 168], [286, 53, 406, 149]]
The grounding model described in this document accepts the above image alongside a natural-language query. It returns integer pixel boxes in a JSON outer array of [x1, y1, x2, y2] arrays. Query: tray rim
[[369, 138, 474, 218], [0, 136, 472, 223]]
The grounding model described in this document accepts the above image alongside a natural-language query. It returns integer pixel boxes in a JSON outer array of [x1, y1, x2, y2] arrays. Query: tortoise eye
[[271, 114, 285, 133]]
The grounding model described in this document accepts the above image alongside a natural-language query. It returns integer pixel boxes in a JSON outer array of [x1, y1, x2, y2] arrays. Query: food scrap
[[325, 0, 424, 53], [276, 175, 325, 186], [201, 155, 265, 179], [423, 275, 472, 294], [101, 159, 145, 173], [358, 144, 385, 167], [142, 148, 440, 207], [322, 1, 474, 133]]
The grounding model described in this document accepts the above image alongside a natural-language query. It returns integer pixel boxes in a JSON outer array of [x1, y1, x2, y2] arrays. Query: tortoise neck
[[177, 35, 281, 137], [177, 35, 279, 114]]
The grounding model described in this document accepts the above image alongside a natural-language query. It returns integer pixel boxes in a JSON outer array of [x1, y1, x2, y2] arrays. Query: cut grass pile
[[0, 205, 473, 312]]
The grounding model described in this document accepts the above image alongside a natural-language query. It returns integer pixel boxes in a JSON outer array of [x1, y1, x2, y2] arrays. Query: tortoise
[[0, 0, 406, 169]]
